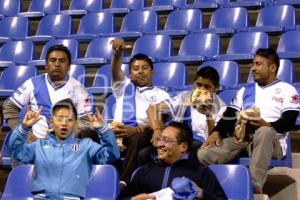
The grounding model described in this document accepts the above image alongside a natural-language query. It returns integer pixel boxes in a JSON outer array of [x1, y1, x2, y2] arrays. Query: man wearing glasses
[[119, 121, 227, 200]]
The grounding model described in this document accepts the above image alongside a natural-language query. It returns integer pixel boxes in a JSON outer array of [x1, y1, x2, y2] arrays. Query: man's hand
[[248, 117, 270, 127], [112, 124, 137, 138], [110, 39, 131, 57], [131, 193, 156, 200], [22, 107, 42, 129], [151, 129, 162, 147], [201, 131, 221, 148], [86, 108, 105, 128]]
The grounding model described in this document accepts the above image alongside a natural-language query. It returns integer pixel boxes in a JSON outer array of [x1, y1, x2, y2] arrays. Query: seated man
[[197, 48, 300, 193], [110, 40, 170, 183], [9, 99, 119, 199], [119, 121, 227, 200]]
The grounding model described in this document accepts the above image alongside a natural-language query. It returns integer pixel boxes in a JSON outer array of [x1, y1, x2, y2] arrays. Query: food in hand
[[109, 121, 126, 152], [190, 88, 212, 104]]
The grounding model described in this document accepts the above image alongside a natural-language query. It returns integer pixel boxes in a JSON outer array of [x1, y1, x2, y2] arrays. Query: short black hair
[[167, 121, 193, 152], [128, 53, 153, 72], [255, 47, 280, 73], [46, 44, 71, 63], [195, 66, 220, 87], [52, 99, 77, 120]]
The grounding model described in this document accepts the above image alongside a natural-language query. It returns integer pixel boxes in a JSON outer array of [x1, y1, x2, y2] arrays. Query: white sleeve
[[10, 79, 33, 109], [74, 84, 93, 117], [229, 87, 244, 111], [282, 84, 300, 112], [164, 93, 186, 117], [112, 76, 130, 97]]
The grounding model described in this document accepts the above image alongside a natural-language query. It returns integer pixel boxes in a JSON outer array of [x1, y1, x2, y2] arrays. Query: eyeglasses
[[156, 136, 178, 144], [53, 116, 75, 122]]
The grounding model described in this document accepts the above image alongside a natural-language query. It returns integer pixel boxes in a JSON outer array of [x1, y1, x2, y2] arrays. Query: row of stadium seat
[[1, 5, 300, 43]]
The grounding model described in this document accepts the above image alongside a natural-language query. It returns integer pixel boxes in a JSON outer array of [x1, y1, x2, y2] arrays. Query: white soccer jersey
[[229, 80, 300, 155], [10, 74, 93, 138], [112, 77, 170, 125], [165, 91, 227, 141]]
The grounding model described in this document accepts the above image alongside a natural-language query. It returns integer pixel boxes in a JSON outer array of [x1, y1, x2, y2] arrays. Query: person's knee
[[197, 148, 211, 165], [255, 126, 276, 141]]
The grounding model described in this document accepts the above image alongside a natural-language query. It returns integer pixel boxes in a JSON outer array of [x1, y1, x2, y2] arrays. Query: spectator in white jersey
[[3, 45, 93, 142], [197, 48, 300, 193], [110, 39, 170, 184]]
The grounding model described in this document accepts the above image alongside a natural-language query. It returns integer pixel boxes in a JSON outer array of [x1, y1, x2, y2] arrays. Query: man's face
[[46, 50, 70, 82], [50, 107, 76, 141], [156, 126, 188, 165], [252, 55, 277, 85], [194, 76, 218, 93], [129, 59, 154, 87]]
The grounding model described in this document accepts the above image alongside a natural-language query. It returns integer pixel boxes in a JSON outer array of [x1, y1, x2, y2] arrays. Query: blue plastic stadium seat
[[74, 37, 117, 66], [295, 83, 300, 126], [0, 0, 21, 17], [156, 9, 203, 37], [277, 31, 300, 59], [102, 94, 117, 122], [27, 14, 73, 42], [29, 39, 79, 66], [275, 0, 300, 6], [19, 0, 62, 18], [69, 64, 86, 86], [216, 32, 269, 61], [247, 59, 294, 84], [0, 40, 35, 68], [112, 10, 158, 38], [200, 60, 241, 89], [230, 0, 273, 8], [0, 65, 37, 97], [60, 0, 103, 16], [1, 131, 12, 166], [145, 0, 187, 12], [199, 7, 248, 35], [168, 33, 220, 63], [104, 0, 144, 14], [248, 5, 296, 33], [209, 165, 254, 200], [187, 0, 229, 10], [123, 34, 173, 63], [69, 12, 114, 41], [218, 88, 239, 104], [0, 16, 29, 43]]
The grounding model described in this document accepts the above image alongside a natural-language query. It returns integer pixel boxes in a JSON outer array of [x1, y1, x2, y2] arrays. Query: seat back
[[68, 0, 104, 12], [2, 165, 34, 198], [103, 94, 117, 121], [86, 165, 120, 199], [84, 37, 117, 59], [35, 14, 73, 38], [152, 0, 187, 8], [193, 0, 229, 5], [69, 64, 86, 85], [27, 0, 62, 14], [131, 34, 173, 60], [209, 164, 254, 200], [164, 9, 203, 32], [226, 32, 269, 54], [200, 60, 240, 88], [76, 12, 114, 36], [247, 59, 294, 84], [120, 10, 158, 33], [0, 65, 37, 90], [110, 0, 144, 10], [0, 0, 21, 16], [0, 16, 30, 40], [277, 30, 300, 54], [1, 131, 12, 165], [255, 5, 295, 29], [178, 33, 220, 57], [209, 7, 248, 30], [218, 88, 239, 104], [0, 40, 35, 65]]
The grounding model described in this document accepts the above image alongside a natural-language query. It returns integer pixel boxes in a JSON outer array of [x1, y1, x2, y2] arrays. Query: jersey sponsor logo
[[290, 95, 299, 104], [16, 85, 27, 95], [149, 96, 157, 103], [272, 96, 283, 103], [72, 143, 80, 152], [68, 90, 75, 98], [274, 88, 281, 94]]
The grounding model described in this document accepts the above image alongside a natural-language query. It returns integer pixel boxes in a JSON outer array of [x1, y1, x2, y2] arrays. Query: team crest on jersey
[[290, 95, 299, 104], [72, 143, 80, 152], [68, 90, 75, 98], [149, 96, 157, 103], [274, 88, 281, 94]]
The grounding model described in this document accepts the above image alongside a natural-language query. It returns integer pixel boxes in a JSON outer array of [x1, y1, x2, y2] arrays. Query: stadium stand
[[104, 0, 145, 14], [60, 0, 103, 16], [146, 0, 187, 12], [0, 16, 29, 43], [186, 0, 229, 9], [0, 0, 21, 17], [19, 0, 62, 18], [230, 0, 273, 8]]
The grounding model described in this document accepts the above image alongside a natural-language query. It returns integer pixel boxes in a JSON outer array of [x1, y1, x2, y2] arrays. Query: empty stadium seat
[[0, 65, 37, 97], [102, 94, 117, 122], [247, 59, 294, 84], [0, 40, 35, 68], [156, 9, 203, 37], [169, 33, 220, 63], [69, 12, 114, 41], [19, 0, 62, 18], [209, 165, 254, 200], [27, 14, 73, 42], [230, 0, 272, 8], [0, 16, 29, 43], [277, 30, 300, 59], [104, 0, 144, 14], [216, 32, 269, 61], [0, 0, 21, 17], [276, 0, 300, 6], [248, 5, 296, 33], [199, 7, 248, 35], [0, 131, 12, 166], [218, 88, 239, 104], [146, 0, 187, 12], [29, 38, 79, 66], [112, 10, 158, 38], [60, 0, 103, 16], [187, 0, 229, 9], [200, 60, 241, 89], [74, 37, 117, 65], [69, 64, 86, 86], [123, 34, 173, 63]]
